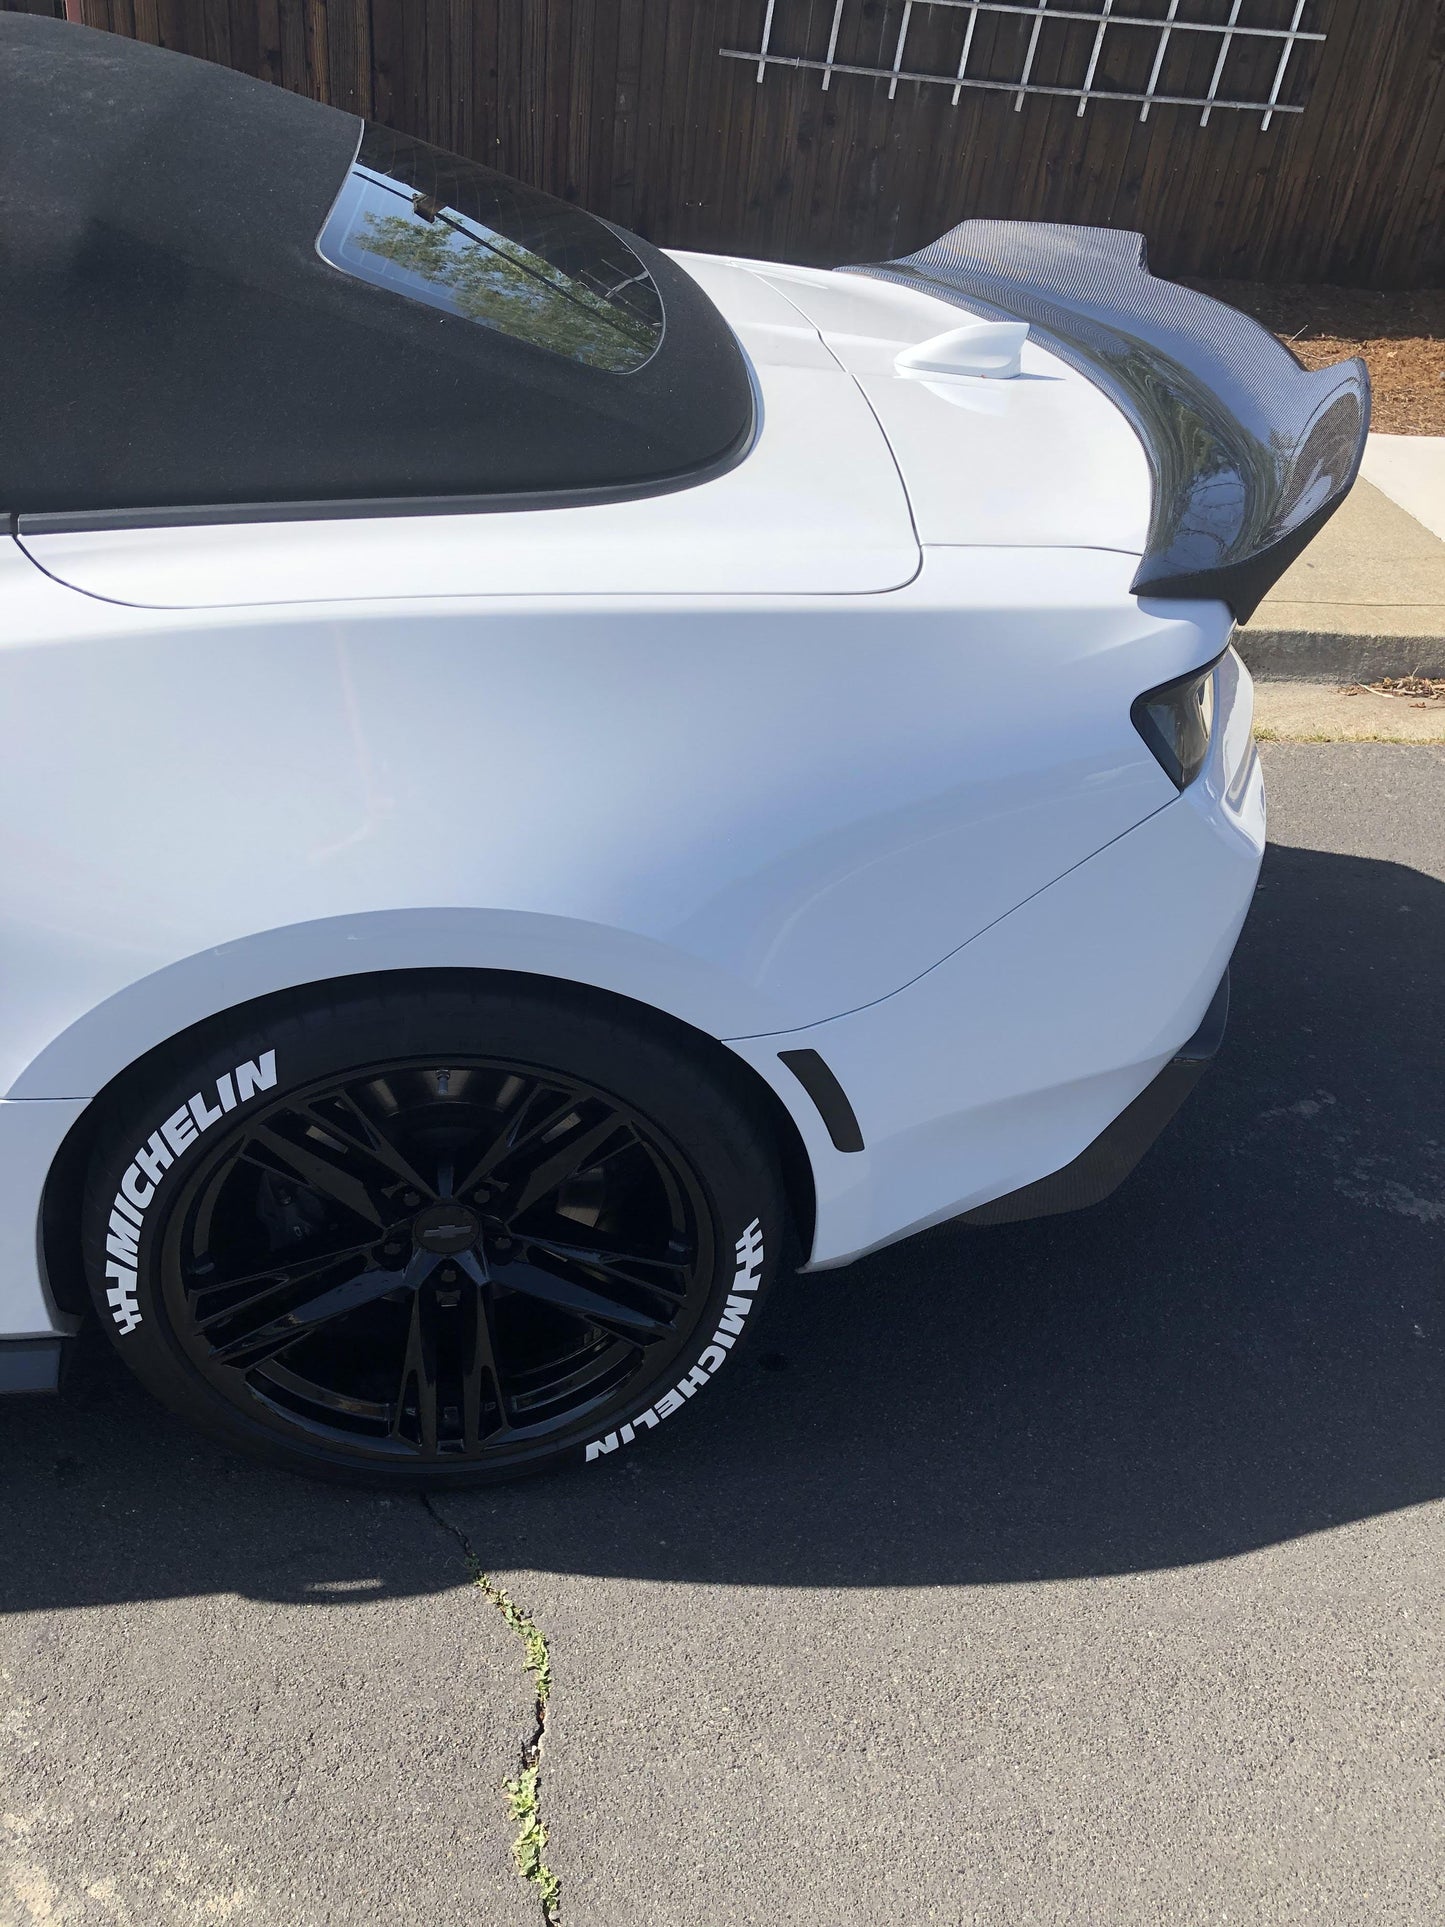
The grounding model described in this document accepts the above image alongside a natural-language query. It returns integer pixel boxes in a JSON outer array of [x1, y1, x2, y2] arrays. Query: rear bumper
[[960, 969, 1229, 1227], [728, 648, 1264, 1268]]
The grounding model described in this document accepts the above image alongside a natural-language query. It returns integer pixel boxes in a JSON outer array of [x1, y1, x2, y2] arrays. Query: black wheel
[[79, 980, 785, 1486]]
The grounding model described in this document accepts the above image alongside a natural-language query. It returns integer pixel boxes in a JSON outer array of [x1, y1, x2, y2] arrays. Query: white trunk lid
[[742, 260, 1153, 556]]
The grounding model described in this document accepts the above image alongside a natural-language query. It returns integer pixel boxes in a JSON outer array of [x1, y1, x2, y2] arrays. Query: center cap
[[412, 1203, 481, 1256]]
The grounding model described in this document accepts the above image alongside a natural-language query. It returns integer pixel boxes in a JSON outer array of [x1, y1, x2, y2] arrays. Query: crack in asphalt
[[422, 1494, 562, 1923]]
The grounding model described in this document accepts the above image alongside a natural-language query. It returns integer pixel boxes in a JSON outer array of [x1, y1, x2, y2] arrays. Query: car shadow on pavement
[[4, 841, 1442, 1613]]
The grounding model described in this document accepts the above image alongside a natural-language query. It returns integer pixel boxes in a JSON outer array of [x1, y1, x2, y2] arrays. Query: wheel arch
[[40, 966, 817, 1320]]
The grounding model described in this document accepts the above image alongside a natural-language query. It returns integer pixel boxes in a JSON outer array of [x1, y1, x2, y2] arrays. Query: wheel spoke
[[521, 1233, 691, 1303], [454, 1082, 573, 1195], [490, 1250, 673, 1341], [508, 1112, 632, 1219], [190, 1237, 381, 1332], [244, 1126, 385, 1228], [523, 1231, 689, 1274], [212, 1248, 439, 1369], [455, 1253, 511, 1446], [296, 1089, 436, 1199], [393, 1282, 441, 1453]]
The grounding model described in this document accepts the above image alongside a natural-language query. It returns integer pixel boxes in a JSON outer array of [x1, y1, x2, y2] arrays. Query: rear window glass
[[318, 126, 664, 373]]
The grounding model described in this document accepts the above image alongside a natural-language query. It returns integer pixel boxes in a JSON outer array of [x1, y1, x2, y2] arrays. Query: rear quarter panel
[[0, 541, 1226, 1107], [0, 539, 1237, 1335]]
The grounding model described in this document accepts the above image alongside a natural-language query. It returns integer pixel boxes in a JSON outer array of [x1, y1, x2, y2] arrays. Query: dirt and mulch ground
[[1351, 674, 1445, 704], [1194, 283, 1445, 435]]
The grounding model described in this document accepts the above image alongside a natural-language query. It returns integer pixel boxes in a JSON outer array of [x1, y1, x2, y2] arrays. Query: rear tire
[[80, 980, 785, 1487]]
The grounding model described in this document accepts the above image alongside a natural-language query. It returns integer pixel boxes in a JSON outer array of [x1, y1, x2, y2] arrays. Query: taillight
[[1131, 658, 1221, 791]]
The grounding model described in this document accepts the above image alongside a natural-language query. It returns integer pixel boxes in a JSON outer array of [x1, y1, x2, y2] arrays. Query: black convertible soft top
[[0, 16, 755, 527]]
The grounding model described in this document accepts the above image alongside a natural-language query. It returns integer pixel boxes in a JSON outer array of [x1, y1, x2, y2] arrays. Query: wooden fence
[[6, 0, 1443, 286]]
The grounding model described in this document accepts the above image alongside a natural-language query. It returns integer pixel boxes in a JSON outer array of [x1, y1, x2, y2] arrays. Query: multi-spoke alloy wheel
[[80, 982, 784, 1485]]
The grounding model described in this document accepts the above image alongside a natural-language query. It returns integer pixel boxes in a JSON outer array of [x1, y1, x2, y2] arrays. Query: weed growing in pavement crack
[[422, 1495, 561, 1922]]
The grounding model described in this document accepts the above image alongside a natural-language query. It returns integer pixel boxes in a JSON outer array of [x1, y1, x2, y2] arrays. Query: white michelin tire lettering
[[235, 1051, 278, 1103], [584, 1217, 764, 1463], [105, 1263, 141, 1336], [135, 1132, 174, 1187], [715, 1294, 752, 1337], [162, 1105, 198, 1156], [120, 1165, 154, 1212], [104, 1046, 280, 1336], [105, 1212, 141, 1267]]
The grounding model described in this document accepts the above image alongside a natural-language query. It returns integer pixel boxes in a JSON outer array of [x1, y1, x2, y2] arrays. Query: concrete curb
[[1235, 444, 1445, 682], [1236, 627, 1445, 683]]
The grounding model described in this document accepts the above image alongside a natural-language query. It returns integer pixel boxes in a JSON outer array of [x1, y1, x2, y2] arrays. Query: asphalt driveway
[[4, 744, 1443, 1925]]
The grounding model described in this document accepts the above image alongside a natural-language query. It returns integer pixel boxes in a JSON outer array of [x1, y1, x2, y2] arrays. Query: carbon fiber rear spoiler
[[845, 222, 1369, 622]]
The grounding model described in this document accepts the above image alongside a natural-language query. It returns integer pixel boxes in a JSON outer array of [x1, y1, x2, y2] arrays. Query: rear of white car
[[673, 244, 1277, 1263], [0, 13, 1364, 1486]]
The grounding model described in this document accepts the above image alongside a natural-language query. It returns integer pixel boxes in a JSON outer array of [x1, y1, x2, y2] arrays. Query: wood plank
[[304, 0, 328, 103], [324, 0, 370, 115]]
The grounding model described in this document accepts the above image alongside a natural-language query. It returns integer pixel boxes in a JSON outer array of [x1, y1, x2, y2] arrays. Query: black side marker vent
[[778, 1049, 865, 1154]]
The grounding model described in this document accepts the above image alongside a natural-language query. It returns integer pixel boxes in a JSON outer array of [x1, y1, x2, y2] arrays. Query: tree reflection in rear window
[[318, 126, 664, 373]]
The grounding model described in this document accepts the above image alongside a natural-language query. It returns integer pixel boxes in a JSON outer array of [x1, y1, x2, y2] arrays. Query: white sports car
[[0, 16, 1367, 1485]]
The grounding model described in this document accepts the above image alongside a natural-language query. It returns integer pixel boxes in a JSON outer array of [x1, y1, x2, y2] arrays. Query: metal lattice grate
[[722, 1, 1324, 128]]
